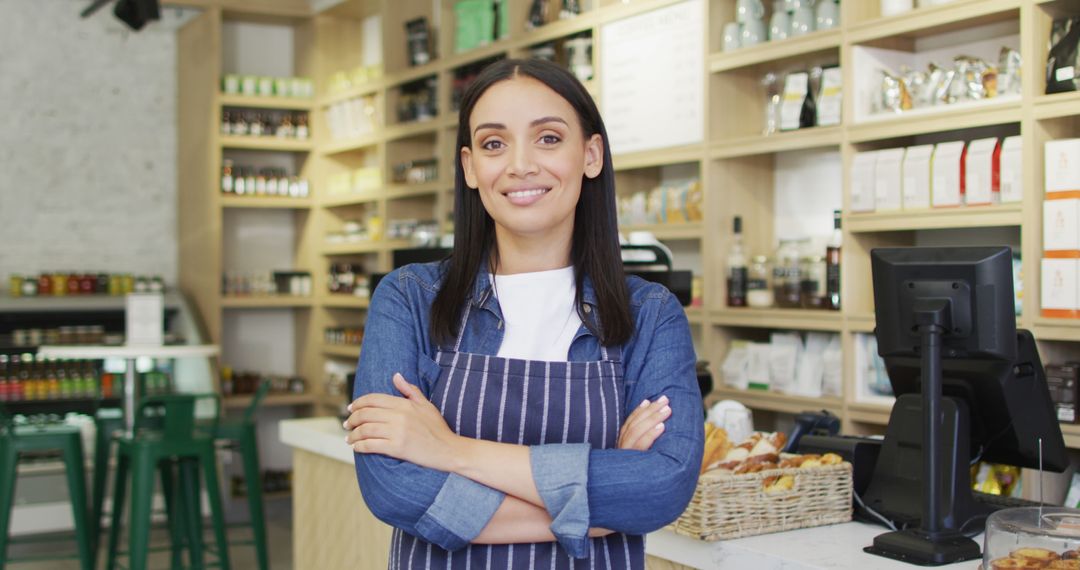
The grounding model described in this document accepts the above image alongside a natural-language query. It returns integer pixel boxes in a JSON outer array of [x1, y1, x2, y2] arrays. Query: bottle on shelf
[[774, 239, 803, 308], [747, 255, 773, 308], [726, 215, 748, 307], [826, 209, 841, 311]]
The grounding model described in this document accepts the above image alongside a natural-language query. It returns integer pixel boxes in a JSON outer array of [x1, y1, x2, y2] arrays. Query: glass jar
[[773, 240, 803, 308], [747, 255, 773, 308], [9, 275, 22, 298], [800, 254, 828, 309]]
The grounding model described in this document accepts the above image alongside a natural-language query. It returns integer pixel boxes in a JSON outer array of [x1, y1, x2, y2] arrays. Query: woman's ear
[[461, 146, 478, 189], [583, 134, 604, 179]]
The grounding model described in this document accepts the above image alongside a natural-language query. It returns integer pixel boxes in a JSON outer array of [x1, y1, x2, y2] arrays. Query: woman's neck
[[491, 227, 572, 275]]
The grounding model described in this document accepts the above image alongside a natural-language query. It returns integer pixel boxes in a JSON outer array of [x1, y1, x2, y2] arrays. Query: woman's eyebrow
[[473, 116, 569, 136]]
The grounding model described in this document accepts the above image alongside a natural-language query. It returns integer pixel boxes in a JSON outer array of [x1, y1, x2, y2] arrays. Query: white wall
[[0, 0, 182, 287]]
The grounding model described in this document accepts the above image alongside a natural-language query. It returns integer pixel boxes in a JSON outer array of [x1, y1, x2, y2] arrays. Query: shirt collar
[[470, 265, 599, 308]]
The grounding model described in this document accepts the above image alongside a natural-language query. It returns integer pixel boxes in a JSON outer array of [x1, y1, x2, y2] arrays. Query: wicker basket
[[670, 461, 853, 541]]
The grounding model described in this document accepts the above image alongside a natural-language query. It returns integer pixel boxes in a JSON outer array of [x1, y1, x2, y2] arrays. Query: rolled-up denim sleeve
[[530, 443, 591, 557], [529, 288, 703, 542], [587, 290, 703, 534], [353, 270, 505, 551]]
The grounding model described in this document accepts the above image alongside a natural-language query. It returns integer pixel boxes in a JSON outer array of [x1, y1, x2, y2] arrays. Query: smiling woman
[[344, 59, 704, 570]]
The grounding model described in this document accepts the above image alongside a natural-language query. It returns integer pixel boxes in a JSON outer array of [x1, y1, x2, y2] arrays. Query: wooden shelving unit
[[177, 0, 1080, 448], [223, 393, 318, 409], [322, 344, 362, 359], [220, 196, 312, 209], [220, 296, 313, 309], [219, 93, 313, 110]]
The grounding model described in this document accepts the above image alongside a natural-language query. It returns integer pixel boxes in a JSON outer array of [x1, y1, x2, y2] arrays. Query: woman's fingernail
[[658, 395, 669, 404], [639, 399, 650, 408], [656, 423, 665, 431], [346, 404, 353, 411], [342, 421, 348, 429], [661, 406, 671, 415]]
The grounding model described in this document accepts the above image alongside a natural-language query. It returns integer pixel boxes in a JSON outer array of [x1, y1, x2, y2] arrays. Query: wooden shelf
[[711, 308, 844, 331], [846, 0, 1022, 45], [383, 118, 445, 142], [1032, 318, 1080, 342], [322, 344, 361, 359], [220, 296, 313, 309], [1034, 91, 1080, 121], [685, 307, 705, 325], [223, 393, 317, 409], [383, 61, 441, 91], [220, 135, 313, 152], [322, 239, 413, 256], [708, 29, 841, 74], [710, 126, 843, 159], [848, 96, 1022, 143], [709, 386, 844, 416], [220, 195, 311, 209], [846, 313, 877, 334], [1060, 423, 1080, 450], [320, 295, 370, 309], [319, 80, 385, 108], [613, 144, 703, 171], [619, 223, 703, 241], [845, 402, 892, 426], [846, 203, 1023, 233], [444, 41, 512, 72], [515, 12, 599, 47], [321, 134, 379, 156], [219, 93, 313, 110], [386, 180, 446, 200], [320, 394, 346, 409], [321, 192, 381, 208]]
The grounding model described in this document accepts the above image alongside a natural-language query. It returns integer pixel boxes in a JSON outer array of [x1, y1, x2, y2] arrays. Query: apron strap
[[600, 342, 623, 363]]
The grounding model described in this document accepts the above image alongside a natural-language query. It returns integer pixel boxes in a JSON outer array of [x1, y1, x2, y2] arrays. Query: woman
[[344, 58, 703, 570]]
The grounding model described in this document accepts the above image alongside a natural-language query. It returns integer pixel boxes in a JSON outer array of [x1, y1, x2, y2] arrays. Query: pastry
[[763, 474, 795, 493], [1048, 560, 1080, 569], [991, 558, 1046, 569], [700, 426, 732, 474], [820, 453, 843, 466], [1011, 548, 1061, 565], [723, 447, 750, 463], [749, 437, 778, 457], [1063, 550, 1080, 560]]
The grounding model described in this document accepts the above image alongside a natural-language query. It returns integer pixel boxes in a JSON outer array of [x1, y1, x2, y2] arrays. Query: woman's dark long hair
[[430, 58, 632, 347]]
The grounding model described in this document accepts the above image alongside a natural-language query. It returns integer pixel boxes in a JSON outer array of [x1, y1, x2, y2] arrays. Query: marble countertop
[[646, 524, 981, 569], [279, 416, 354, 465], [280, 417, 982, 569]]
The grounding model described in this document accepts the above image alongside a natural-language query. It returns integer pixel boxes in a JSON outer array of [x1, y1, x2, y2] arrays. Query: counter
[[280, 418, 978, 570]]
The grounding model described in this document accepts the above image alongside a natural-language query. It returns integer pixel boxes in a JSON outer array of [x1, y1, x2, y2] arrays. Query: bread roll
[[1048, 560, 1080, 569]]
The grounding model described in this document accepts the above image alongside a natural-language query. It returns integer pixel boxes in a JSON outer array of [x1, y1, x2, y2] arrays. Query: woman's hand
[[617, 395, 671, 451], [345, 373, 461, 472]]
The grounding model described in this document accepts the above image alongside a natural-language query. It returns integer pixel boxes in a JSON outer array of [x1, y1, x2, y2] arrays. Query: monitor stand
[[863, 303, 985, 566]]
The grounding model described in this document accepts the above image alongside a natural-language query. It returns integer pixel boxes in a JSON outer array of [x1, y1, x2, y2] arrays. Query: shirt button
[[584, 305, 592, 314]]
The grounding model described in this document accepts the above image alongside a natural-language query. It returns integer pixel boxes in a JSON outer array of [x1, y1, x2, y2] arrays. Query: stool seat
[[0, 422, 93, 570]]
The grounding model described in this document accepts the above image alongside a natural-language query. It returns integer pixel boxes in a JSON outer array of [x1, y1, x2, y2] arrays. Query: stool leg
[[179, 458, 204, 570], [127, 448, 156, 570], [160, 460, 186, 570], [239, 424, 269, 570], [0, 441, 19, 570], [105, 454, 129, 570], [201, 450, 230, 570], [91, 420, 116, 562], [61, 436, 93, 570]]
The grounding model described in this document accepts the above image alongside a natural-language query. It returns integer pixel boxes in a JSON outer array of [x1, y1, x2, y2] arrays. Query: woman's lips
[[504, 187, 551, 206]]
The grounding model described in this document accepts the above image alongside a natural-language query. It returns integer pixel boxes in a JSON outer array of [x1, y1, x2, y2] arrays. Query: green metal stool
[[0, 412, 93, 570], [105, 394, 230, 570], [211, 379, 272, 570]]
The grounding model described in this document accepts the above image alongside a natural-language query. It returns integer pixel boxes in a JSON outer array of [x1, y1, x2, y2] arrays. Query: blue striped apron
[[388, 302, 645, 569]]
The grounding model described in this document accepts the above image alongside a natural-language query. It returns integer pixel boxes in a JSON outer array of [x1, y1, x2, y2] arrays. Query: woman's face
[[461, 76, 603, 244]]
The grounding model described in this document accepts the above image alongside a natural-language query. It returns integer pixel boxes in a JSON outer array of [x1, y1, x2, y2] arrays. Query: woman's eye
[[540, 135, 561, 145], [481, 140, 504, 151]]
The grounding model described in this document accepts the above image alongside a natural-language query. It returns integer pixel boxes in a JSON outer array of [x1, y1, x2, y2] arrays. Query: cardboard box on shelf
[[964, 137, 1000, 205], [1046, 363, 1080, 424], [902, 144, 934, 210], [932, 141, 966, 208], [1044, 198, 1080, 252], [850, 151, 878, 213], [1041, 258, 1079, 318], [1000, 136, 1022, 203], [874, 148, 904, 211], [1046, 138, 1080, 196]]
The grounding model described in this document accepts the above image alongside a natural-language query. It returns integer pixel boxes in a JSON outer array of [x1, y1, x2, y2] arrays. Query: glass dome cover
[[983, 507, 1080, 569]]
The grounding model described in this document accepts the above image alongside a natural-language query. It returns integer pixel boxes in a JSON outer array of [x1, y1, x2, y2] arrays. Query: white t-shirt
[[491, 266, 583, 361]]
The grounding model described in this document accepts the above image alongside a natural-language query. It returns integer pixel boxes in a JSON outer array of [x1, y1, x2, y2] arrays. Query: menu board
[[600, 0, 704, 155]]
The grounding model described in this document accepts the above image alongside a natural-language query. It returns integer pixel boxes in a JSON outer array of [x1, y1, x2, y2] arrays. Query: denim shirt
[[352, 261, 704, 556]]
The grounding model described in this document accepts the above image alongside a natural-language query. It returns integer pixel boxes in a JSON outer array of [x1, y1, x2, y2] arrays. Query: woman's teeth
[[507, 188, 549, 199]]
